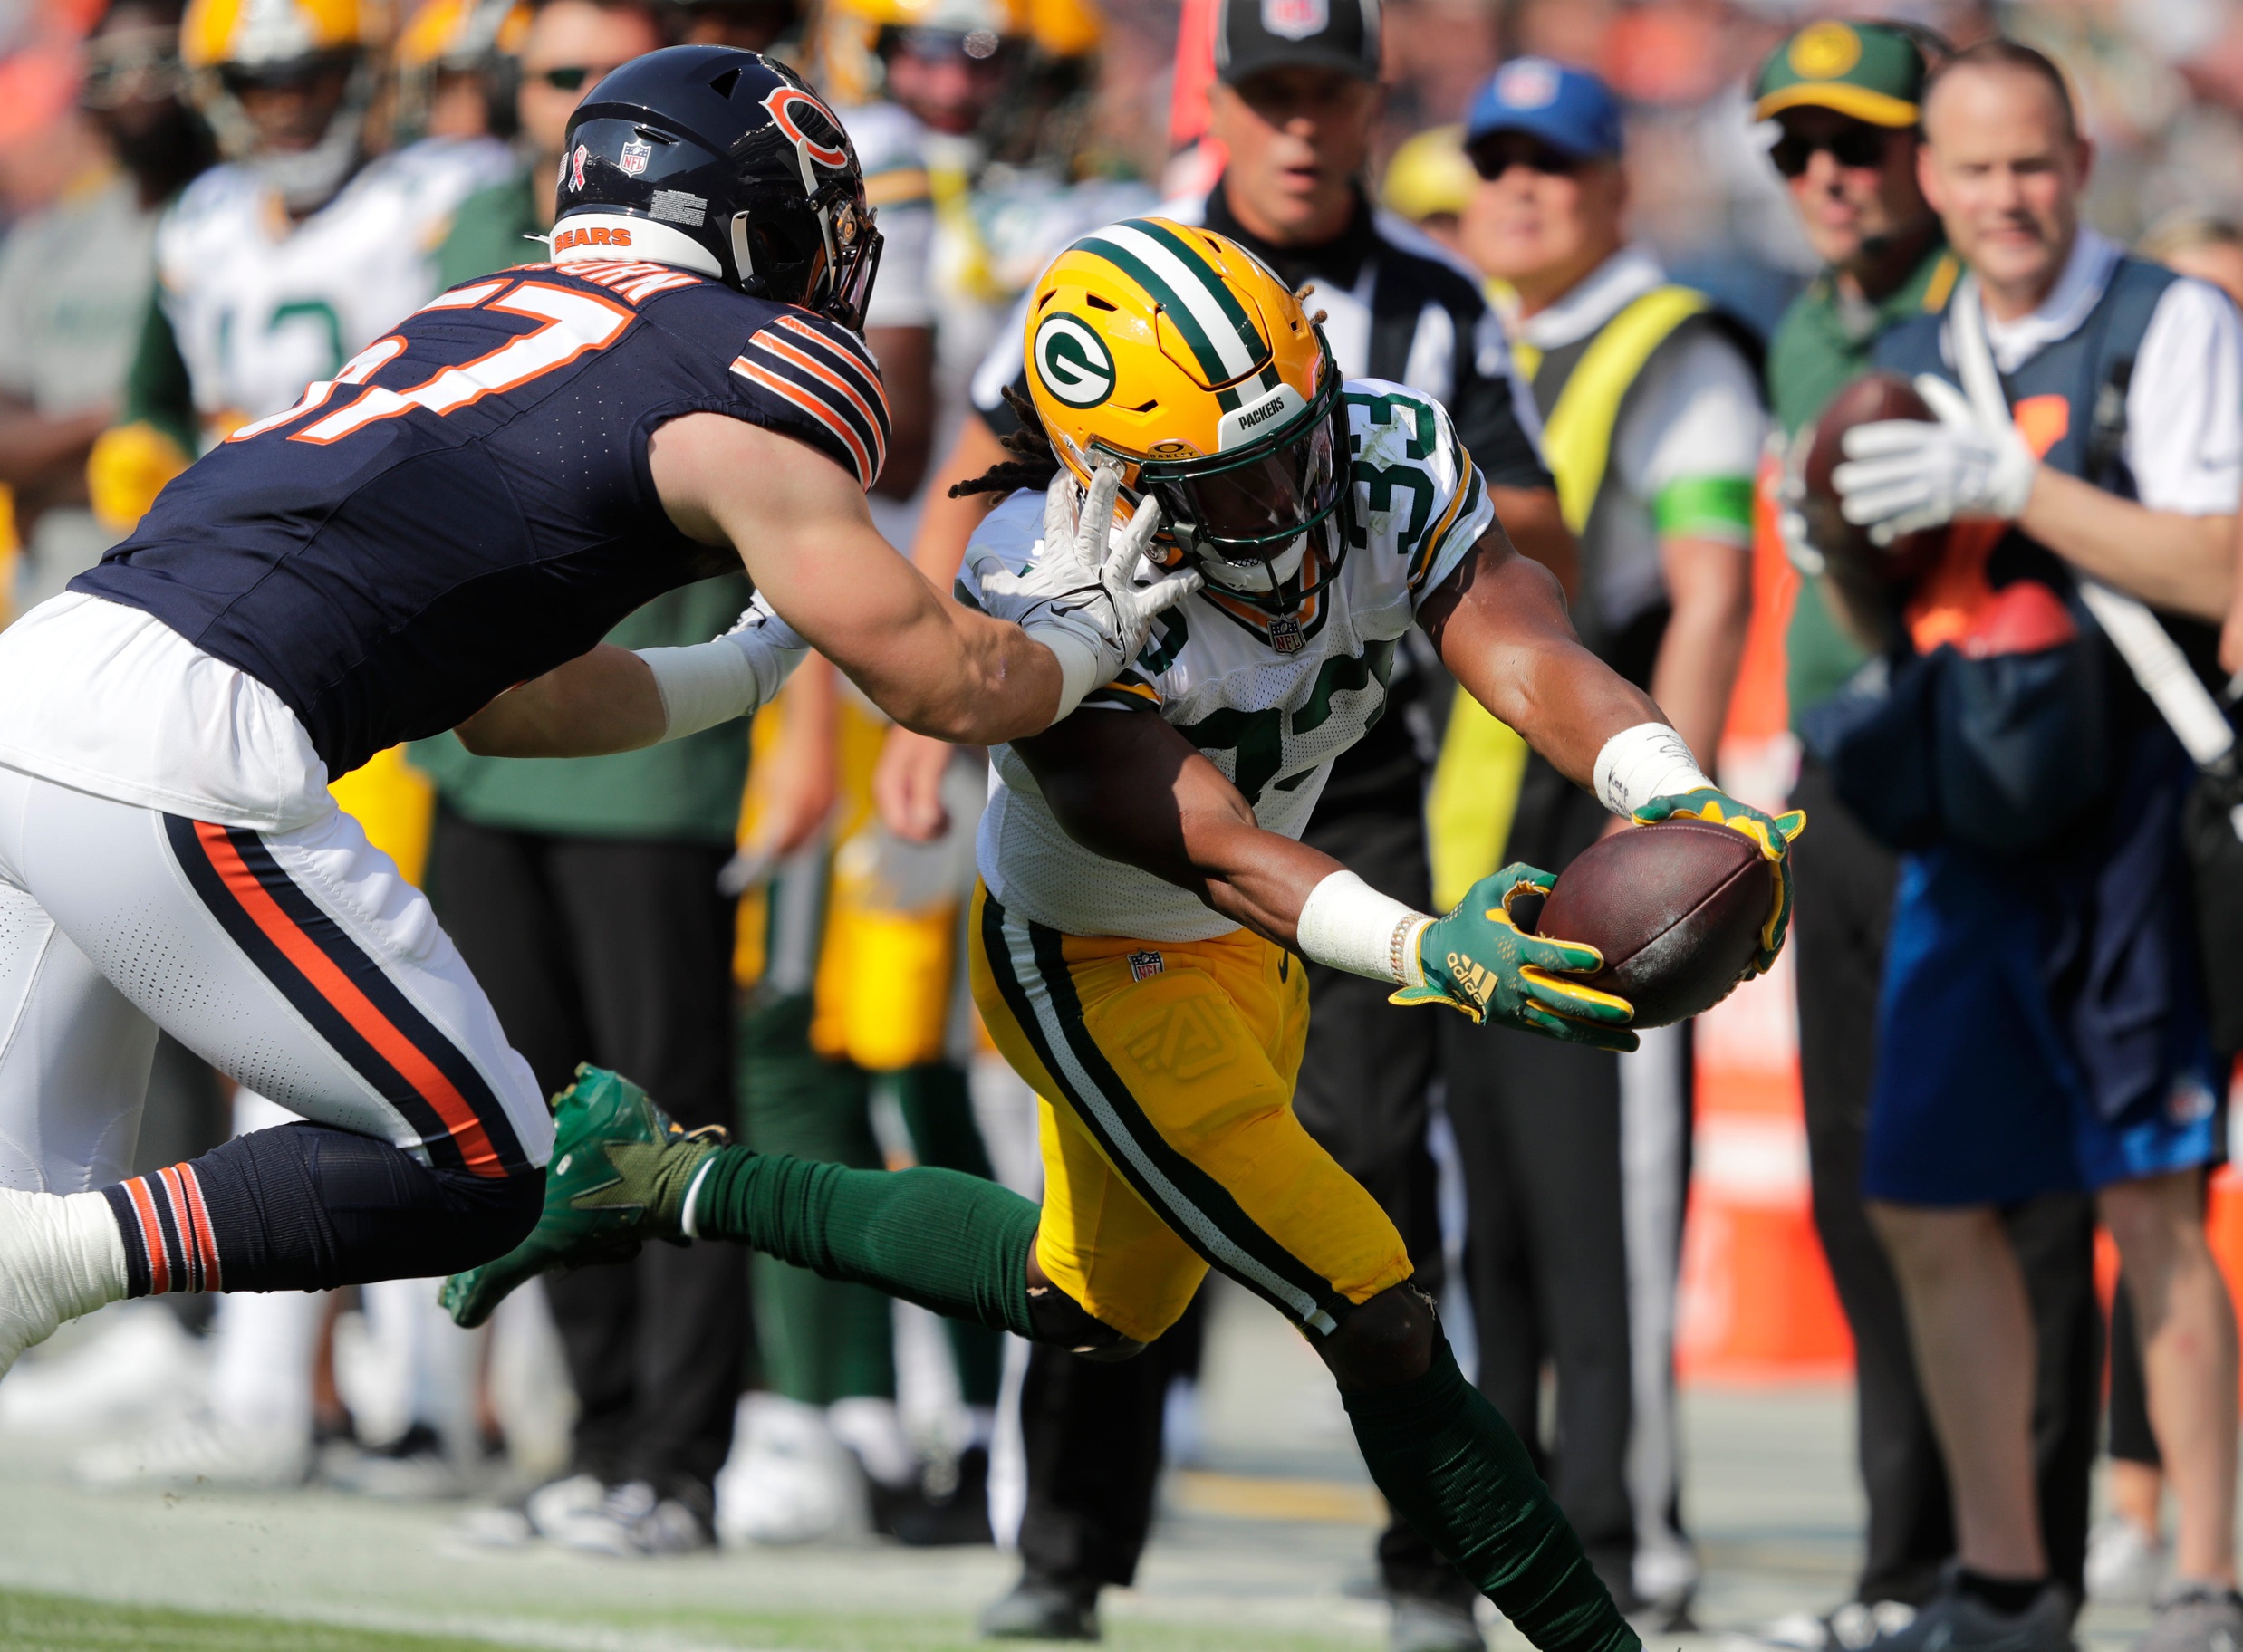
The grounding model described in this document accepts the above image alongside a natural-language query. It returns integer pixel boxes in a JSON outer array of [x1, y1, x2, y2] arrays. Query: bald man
[[1825, 40, 2241, 1652]]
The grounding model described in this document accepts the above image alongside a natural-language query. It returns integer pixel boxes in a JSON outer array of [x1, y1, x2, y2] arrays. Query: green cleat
[[440, 1065, 725, 1329]]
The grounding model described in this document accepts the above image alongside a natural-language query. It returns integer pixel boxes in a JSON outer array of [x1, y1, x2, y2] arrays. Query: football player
[[86, 0, 516, 521], [443, 220, 1803, 1651], [0, 53, 1189, 1380]]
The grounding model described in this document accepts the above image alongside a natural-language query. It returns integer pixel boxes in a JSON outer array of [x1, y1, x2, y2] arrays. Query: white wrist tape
[[1296, 869, 1434, 988], [1593, 722, 1710, 817], [1028, 626, 1104, 723], [638, 623, 805, 743]]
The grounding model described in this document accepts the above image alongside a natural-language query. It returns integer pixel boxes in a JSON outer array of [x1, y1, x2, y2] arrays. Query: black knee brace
[[108, 1122, 544, 1296]]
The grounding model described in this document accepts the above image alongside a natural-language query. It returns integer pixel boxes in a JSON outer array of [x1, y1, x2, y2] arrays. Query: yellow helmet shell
[[809, 0, 1031, 105], [182, 0, 369, 70], [1382, 123, 1476, 225], [1028, 0, 1100, 58], [1022, 217, 1329, 494], [395, 0, 526, 71]]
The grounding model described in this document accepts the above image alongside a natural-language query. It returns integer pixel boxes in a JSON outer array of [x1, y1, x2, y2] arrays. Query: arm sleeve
[[2125, 278, 2243, 515], [121, 292, 199, 457], [1447, 304, 1553, 492], [1612, 331, 1768, 547]]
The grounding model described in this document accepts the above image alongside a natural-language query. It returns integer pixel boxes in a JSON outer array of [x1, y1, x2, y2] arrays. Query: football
[[1532, 819, 1774, 1029], [1800, 371, 1950, 604]]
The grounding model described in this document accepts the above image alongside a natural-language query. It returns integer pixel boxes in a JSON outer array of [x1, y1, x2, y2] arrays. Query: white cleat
[[0, 1188, 126, 1383], [0, 1301, 207, 1436], [74, 1410, 311, 1490], [714, 1395, 869, 1546]]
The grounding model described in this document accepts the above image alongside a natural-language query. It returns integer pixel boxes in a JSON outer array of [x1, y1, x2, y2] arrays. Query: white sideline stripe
[[1000, 911, 1336, 1334], [34, 1595, 808, 1652], [1093, 223, 1258, 381]]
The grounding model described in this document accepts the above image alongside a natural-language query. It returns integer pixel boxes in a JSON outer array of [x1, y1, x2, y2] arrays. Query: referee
[[879, 4, 1568, 1647]]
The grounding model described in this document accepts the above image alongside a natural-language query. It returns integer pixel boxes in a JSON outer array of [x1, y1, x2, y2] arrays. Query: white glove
[[1776, 439, 1824, 578], [974, 465, 1201, 720], [636, 591, 807, 742], [1833, 372, 2037, 546]]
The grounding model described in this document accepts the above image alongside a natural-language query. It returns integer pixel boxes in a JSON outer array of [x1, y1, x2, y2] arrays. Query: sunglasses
[[533, 62, 630, 91], [1769, 124, 1898, 178], [1468, 137, 1585, 181]]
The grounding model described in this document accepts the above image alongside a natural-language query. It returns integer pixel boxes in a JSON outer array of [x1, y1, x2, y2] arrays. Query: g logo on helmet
[[761, 86, 852, 174], [1033, 313, 1116, 409]]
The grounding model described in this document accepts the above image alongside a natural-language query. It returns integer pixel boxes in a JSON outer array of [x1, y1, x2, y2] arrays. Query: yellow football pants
[[969, 883, 1413, 1345]]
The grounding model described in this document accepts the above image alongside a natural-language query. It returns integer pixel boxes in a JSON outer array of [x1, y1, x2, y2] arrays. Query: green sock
[[693, 1147, 1041, 1340], [1343, 1339, 1639, 1652]]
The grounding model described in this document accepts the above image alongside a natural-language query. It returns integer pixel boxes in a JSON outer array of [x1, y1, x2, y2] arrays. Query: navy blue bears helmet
[[555, 46, 883, 330]]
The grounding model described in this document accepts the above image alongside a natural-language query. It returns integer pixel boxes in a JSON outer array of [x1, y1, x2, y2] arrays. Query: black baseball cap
[[1214, 0, 1381, 85]]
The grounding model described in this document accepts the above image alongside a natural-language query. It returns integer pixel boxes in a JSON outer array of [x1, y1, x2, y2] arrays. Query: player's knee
[[1021, 1229, 1149, 1358], [1024, 1274, 1148, 1359], [1320, 1282, 1436, 1391]]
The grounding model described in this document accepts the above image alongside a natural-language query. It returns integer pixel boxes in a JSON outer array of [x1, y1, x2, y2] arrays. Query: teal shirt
[[407, 168, 752, 842], [1770, 241, 1956, 728]]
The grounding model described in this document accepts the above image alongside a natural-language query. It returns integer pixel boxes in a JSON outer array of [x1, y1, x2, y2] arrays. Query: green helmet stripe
[[1128, 218, 1269, 369], [1075, 220, 1267, 386]]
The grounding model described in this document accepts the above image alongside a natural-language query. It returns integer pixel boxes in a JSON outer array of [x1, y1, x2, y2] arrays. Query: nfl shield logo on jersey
[[620, 138, 652, 176], [1128, 950, 1165, 982], [1262, 0, 1326, 38], [1268, 615, 1305, 654]]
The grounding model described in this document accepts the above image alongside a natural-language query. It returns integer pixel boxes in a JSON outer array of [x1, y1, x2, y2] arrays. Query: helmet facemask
[[1121, 367, 1348, 617], [199, 50, 372, 215]]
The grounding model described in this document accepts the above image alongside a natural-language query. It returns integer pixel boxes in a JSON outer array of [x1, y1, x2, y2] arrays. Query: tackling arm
[[650, 411, 1069, 744]]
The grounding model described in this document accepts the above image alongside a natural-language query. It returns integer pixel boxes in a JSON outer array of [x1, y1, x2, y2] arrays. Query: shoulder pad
[[730, 310, 893, 491]]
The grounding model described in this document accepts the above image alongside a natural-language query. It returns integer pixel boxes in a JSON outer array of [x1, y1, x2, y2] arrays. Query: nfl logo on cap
[[1261, 0, 1326, 39], [1494, 56, 1561, 109]]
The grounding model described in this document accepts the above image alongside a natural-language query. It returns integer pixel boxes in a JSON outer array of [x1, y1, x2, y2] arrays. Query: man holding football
[[448, 216, 1804, 1651]]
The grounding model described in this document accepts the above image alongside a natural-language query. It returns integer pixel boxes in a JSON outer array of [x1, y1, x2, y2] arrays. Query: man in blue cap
[[1432, 54, 1766, 1628]]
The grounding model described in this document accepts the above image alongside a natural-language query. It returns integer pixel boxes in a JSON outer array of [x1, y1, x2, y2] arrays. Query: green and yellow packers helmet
[[181, 0, 380, 210], [1022, 216, 1344, 617], [810, 0, 1031, 107]]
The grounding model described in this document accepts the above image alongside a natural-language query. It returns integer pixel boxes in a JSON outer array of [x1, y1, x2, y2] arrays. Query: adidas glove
[[1389, 865, 1638, 1052]]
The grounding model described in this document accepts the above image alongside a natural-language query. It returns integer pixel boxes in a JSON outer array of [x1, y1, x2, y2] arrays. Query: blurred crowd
[[5, 5, 2243, 1652]]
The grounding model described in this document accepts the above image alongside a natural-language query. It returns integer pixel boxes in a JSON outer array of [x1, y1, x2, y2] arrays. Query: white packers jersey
[[969, 379, 1496, 942], [156, 135, 513, 430]]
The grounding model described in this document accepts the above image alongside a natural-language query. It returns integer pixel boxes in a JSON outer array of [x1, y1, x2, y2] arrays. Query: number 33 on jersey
[[967, 379, 1494, 945]]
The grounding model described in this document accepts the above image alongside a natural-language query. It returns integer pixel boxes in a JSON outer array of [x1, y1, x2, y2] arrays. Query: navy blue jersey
[[76, 258, 892, 780]]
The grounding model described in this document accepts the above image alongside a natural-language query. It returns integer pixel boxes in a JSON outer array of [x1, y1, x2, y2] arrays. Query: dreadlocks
[[948, 383, 1064, 500]]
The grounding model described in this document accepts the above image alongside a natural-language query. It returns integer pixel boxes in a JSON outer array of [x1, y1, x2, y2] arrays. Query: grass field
[[0, 1584, 1393, 1652]]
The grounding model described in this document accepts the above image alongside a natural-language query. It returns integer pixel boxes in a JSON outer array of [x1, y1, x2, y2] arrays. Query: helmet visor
[[1135, 375, 1344, 555]]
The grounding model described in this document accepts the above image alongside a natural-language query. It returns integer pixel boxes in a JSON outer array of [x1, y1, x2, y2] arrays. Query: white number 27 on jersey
[[227, 279, 637, 447]]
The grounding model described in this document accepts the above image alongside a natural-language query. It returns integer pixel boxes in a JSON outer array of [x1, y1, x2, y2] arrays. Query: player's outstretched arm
[[1421, 527, 1805, 972], [1011, 710, 1637, 1048]]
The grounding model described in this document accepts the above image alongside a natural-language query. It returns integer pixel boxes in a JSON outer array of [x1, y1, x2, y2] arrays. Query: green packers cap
[[1753, 19, 1927, 128]]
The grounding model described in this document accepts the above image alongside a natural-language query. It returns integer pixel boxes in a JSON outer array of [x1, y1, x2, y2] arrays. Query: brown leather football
[[1801, 371, 1950, 605], [1533, 819, 1773, 1029]]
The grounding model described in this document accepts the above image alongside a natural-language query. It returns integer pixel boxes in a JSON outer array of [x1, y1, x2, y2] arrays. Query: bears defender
[[0, 53, 1191, 1378], [447, 220, 1804, 1651]]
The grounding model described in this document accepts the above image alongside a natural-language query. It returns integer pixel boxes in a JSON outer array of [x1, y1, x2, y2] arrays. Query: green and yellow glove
[[1390, 864, 1639, 1052], [1632, 787, 1807, 975], [440, 1066, 726, 1329]]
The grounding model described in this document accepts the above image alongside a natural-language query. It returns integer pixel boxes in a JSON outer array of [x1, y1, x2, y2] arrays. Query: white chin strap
[[1198, 534, 1307, 596]]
